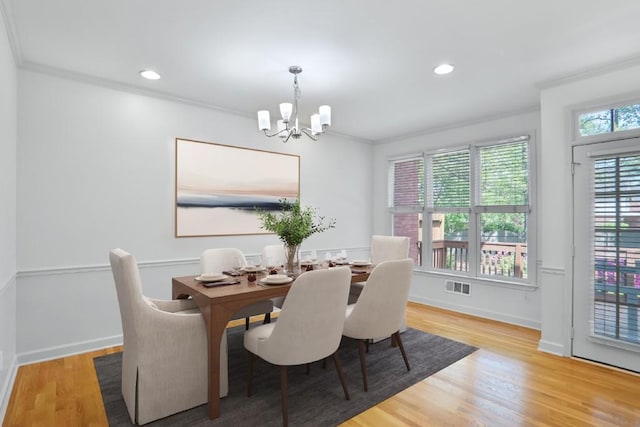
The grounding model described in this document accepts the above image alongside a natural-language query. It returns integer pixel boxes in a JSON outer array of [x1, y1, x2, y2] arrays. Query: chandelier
[[257, 66, 331, 142]]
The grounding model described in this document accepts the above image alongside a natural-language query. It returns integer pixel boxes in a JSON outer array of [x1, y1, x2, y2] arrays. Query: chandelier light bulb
[[257, 110, 271, 131], [311, 114, 321, 134], [277, 120, 287, 138], [319, 105, 331, 127], [280, 103, 293, 122]]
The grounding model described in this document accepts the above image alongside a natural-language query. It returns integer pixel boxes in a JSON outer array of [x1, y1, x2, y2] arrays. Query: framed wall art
[[175, 138, 300, 237]]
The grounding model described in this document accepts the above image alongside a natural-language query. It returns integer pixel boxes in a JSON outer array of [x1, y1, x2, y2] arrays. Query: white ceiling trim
[[374, 105, 540, 145], [0, 0, 23, 65], [535, 53, 640, 90]]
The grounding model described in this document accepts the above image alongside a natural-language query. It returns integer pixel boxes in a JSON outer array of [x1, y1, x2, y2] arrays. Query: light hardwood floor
[[4, 302, 640, 426]]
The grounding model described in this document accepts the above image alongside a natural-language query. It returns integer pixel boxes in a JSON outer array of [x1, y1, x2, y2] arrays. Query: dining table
[[172, 263, 372, 420]]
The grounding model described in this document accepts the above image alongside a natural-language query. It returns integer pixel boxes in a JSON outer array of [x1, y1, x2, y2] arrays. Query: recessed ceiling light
[[140, 70, 161, 80], [434, 64, 454, 75]]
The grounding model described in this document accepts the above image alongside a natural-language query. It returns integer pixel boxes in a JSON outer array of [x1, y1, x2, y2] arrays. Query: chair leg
[[357, 339, 368, 392], [247, 351, 255, 397], [264, 312, 271, 324], [393, 331, 411, 371], [390, 334, 397, 347], [331, 351, 350, 400], [245, 317, 250, 330], [365, 339, 370, 353], [280, 366, 288, 427]]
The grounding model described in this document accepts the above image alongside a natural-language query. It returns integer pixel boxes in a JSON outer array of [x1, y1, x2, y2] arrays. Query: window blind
[[477, 138, 529, 206], [427, 150, 470, 208], [593, 154, 640, 344]]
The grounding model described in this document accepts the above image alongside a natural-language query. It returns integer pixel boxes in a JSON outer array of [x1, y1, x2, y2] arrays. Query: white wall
[[372, 111, 542, 329], [538, 63, 640, 356], [16, 69, 373, 361], [0, 6, 17, 419]]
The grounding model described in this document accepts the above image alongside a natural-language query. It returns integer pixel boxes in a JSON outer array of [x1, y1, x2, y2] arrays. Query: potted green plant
[[258, 199, 336, 273]]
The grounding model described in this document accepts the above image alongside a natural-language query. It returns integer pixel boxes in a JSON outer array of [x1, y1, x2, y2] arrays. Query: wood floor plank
[[3, 304, 640, 426]]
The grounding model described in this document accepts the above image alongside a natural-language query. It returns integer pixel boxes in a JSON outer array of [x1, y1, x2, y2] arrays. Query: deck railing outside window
[[431, 240, 528, 279]]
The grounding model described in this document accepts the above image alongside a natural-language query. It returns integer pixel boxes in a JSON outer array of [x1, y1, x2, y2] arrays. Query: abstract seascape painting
[[175, 138, 300, 237]]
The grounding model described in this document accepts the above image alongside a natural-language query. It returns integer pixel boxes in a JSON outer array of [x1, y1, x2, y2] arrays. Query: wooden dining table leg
[[205, 304, 235, 419]]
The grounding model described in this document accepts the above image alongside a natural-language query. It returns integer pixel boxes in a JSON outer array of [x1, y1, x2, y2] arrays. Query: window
[[388, 156, 424, 265], [427, 150, 470, 273], [388, 135, 533, 283], [578, 102, 640, 137]]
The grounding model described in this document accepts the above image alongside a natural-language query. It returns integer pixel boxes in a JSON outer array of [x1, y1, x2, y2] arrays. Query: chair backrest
[[261, 244, 287, 267], [370, 235, 410, 264], [262, 267, 351, 365], [200, 248, 248, 274], [109, 248, 147, 354], [344, 258, 413, 339]]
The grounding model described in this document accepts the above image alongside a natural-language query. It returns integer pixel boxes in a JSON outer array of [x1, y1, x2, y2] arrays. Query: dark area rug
[[95, 325, 476, 426]]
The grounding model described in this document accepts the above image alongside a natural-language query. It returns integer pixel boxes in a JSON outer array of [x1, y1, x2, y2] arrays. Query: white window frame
[[388, 134, 537, 287], [573, 96, 640, 144]]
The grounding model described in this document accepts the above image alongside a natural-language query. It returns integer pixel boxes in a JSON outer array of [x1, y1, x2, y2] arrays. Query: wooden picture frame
[[175, 138, 300, 237]]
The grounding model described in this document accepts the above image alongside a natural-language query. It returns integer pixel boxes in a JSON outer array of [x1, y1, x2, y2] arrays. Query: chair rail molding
[[15, 247, 371, 278]]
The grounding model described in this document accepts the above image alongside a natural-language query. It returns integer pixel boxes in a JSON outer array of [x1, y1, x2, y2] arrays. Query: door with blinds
[[572, 138, 640, 372]]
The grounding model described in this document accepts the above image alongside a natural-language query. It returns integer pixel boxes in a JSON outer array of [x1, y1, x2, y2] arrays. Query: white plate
[[196, 274, 227, 282], [242, 266, 266, 272], [350, 260, 372, 267], [299, 260, 316, 266], [260, 275, 293, 285]]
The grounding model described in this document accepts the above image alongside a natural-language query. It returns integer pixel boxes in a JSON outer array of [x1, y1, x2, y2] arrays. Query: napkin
[[222, 270, 244, 277], [202, 280, 240, 288]]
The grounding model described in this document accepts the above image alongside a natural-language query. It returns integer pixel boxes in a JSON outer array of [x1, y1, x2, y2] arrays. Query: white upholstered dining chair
[[261, 244, 288, 308], [348, 235, 410, 317], [109, 248, 228, 425], [200, 248, 274, 329], [244, 267, 352, 427], [370, 235, 411, 264], [343, 258, 414, 391]]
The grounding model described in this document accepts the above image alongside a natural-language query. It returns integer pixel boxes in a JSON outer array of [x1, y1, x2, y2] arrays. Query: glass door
[[572, 138, 640, 372]]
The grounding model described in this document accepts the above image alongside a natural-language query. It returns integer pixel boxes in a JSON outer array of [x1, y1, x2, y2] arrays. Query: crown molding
[[0, 0, 22, 65], [374, 104, 540, 145], [19, 61, 373, 145], [20, 60, 256, 116], [0, 272, 15, 296], [535, 54, 640, 90]]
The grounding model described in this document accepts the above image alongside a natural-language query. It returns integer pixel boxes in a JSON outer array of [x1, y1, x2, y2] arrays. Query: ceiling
[[4, 0, 640, 143]]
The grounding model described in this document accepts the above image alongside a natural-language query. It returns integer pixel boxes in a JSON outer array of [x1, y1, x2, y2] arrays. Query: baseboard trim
[[0, 354, 18, 423], [538, 339, 566, 356], [17, 334, 123, 366], [409, 295, 541, 330]]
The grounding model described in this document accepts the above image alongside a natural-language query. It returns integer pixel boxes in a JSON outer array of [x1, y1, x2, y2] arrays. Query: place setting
[[195, 272, 241, 288], [258, 274, 294, 286]]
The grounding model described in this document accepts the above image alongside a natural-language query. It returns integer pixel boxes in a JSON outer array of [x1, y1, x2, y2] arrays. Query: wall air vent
[[445, 280, 471, 296]]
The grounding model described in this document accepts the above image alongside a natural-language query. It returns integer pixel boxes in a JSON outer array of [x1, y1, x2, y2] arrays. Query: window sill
[[412, 268, 538, 291]]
